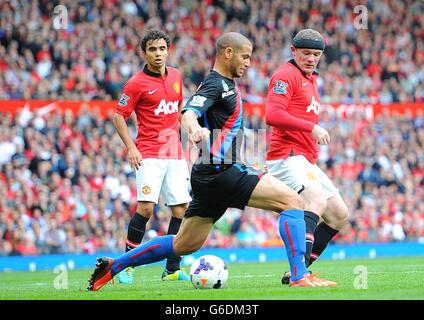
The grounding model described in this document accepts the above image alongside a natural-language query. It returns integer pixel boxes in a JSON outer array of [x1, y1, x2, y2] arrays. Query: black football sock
[[125, 213, 149, 252], [165, 217, 183, 272], [308, 222, 339, 267], [304, 211, 320, 267]]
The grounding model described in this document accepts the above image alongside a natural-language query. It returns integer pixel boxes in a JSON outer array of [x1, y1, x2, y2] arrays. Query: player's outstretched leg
[[87, 216, 212, 291], [87, 235, 175, 291]]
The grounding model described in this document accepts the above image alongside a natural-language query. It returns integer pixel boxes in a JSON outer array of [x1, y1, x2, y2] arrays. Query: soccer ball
[[189, 255, 228, 289]]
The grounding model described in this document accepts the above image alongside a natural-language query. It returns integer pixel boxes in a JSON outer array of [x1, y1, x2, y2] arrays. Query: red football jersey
[[116, 65, 184, 159], [266, 60, 321, 164]]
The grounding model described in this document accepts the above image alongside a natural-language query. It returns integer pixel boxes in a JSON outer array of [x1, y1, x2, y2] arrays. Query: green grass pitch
[[1, 256, 423, 300]]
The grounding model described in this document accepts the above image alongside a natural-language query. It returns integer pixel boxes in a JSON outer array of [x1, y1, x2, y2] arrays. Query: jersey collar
[[143, 64, 168, 77], [211, 69, 235, 82], [288, 59, 319, 78]]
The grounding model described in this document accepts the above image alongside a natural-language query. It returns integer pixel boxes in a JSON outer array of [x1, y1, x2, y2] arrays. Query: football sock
[[308, 222, 339, 267], [279, 209, 308, 282], [304, 211, 320, 266], [111, 235, 175, 276], [165, 217, 183, 272], [125, 213, 149, 252]]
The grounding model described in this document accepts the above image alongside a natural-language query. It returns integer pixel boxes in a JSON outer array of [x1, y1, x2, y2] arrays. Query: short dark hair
[[215, 32, 252, 56], [140, 30, 170, 53]]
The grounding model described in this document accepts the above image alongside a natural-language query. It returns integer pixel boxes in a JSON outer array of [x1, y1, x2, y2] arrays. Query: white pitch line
[[366, 271, 424, 274], [142, 274, 276, 282]]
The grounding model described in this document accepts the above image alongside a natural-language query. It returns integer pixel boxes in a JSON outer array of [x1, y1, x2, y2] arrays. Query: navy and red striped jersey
[[183, 70, 243, 164]]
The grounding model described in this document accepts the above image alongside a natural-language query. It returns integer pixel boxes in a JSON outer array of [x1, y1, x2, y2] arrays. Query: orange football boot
[[87, 257, 115, 291], [309, 273, 338, 286], [289, 273, 337, 287], [289, 273, 318, 287]]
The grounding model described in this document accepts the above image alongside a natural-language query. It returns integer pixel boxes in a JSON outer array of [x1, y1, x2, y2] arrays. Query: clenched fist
[[191, 127, 211, 143]]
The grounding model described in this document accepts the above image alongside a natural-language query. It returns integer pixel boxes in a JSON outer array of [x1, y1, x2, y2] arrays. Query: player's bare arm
[[112, 113, 142, 170], [181, 110, 210, 143]]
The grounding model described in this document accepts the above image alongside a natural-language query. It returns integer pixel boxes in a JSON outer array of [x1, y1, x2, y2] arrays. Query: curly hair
[[140, 30, 170, 53]]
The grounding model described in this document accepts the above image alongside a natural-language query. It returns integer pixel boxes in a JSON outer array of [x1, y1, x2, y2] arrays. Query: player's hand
[[191, 127, 210, 144], [311, 124, 330, 145], [128, 147, 142, 171]]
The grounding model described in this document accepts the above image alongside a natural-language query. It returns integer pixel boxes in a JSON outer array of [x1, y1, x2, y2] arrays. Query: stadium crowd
[[0, 0, 423, 103], [0, 0, 424, 255], [1, 105, 424, 255]]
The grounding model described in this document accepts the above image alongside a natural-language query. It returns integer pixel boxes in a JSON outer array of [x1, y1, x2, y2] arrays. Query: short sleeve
[[182, 77, 220, 117], [266, 72, 295, 112], [116, 80, 141, 119]]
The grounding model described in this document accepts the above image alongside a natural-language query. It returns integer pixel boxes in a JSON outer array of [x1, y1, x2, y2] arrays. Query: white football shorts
[[266, 155, 339, 199], [135, 158, 192, 206]]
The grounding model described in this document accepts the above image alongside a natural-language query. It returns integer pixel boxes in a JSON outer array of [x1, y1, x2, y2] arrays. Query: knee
[[325, 202, 349, 230], [304, 196, 327, 216], [335, 204, 349, 228], [285, 192, 304, 211], [137, 203, 154, 219], [171, 203, 189, 219]]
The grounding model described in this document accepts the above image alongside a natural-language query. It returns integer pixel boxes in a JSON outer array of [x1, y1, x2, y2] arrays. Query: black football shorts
[[184, 163, 262, 222]]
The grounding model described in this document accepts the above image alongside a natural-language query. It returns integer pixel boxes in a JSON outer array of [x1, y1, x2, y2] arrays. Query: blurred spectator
[[0, 0, 422, 102], [1, 106, 422, 254]]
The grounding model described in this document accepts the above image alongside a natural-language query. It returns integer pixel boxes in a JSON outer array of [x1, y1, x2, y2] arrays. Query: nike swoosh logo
[[302, 82, 308, 86], [148, 88, 159, 94]]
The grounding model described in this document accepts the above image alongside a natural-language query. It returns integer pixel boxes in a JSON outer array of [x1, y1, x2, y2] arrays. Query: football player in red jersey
[[265, 29, 349, 284], [112, 30, 191, 283]]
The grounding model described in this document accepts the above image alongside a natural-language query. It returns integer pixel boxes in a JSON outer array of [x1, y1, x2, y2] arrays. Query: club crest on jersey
[[118, 94, 130, 106], [220, 79, 235, 97], [189, 95, 207, 107], [273, 80, 288, 94], [154, 99, 179, 115], [173, 82, 180, 94], [222, 80, 229, 92], [306, 96, 320, 115]]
